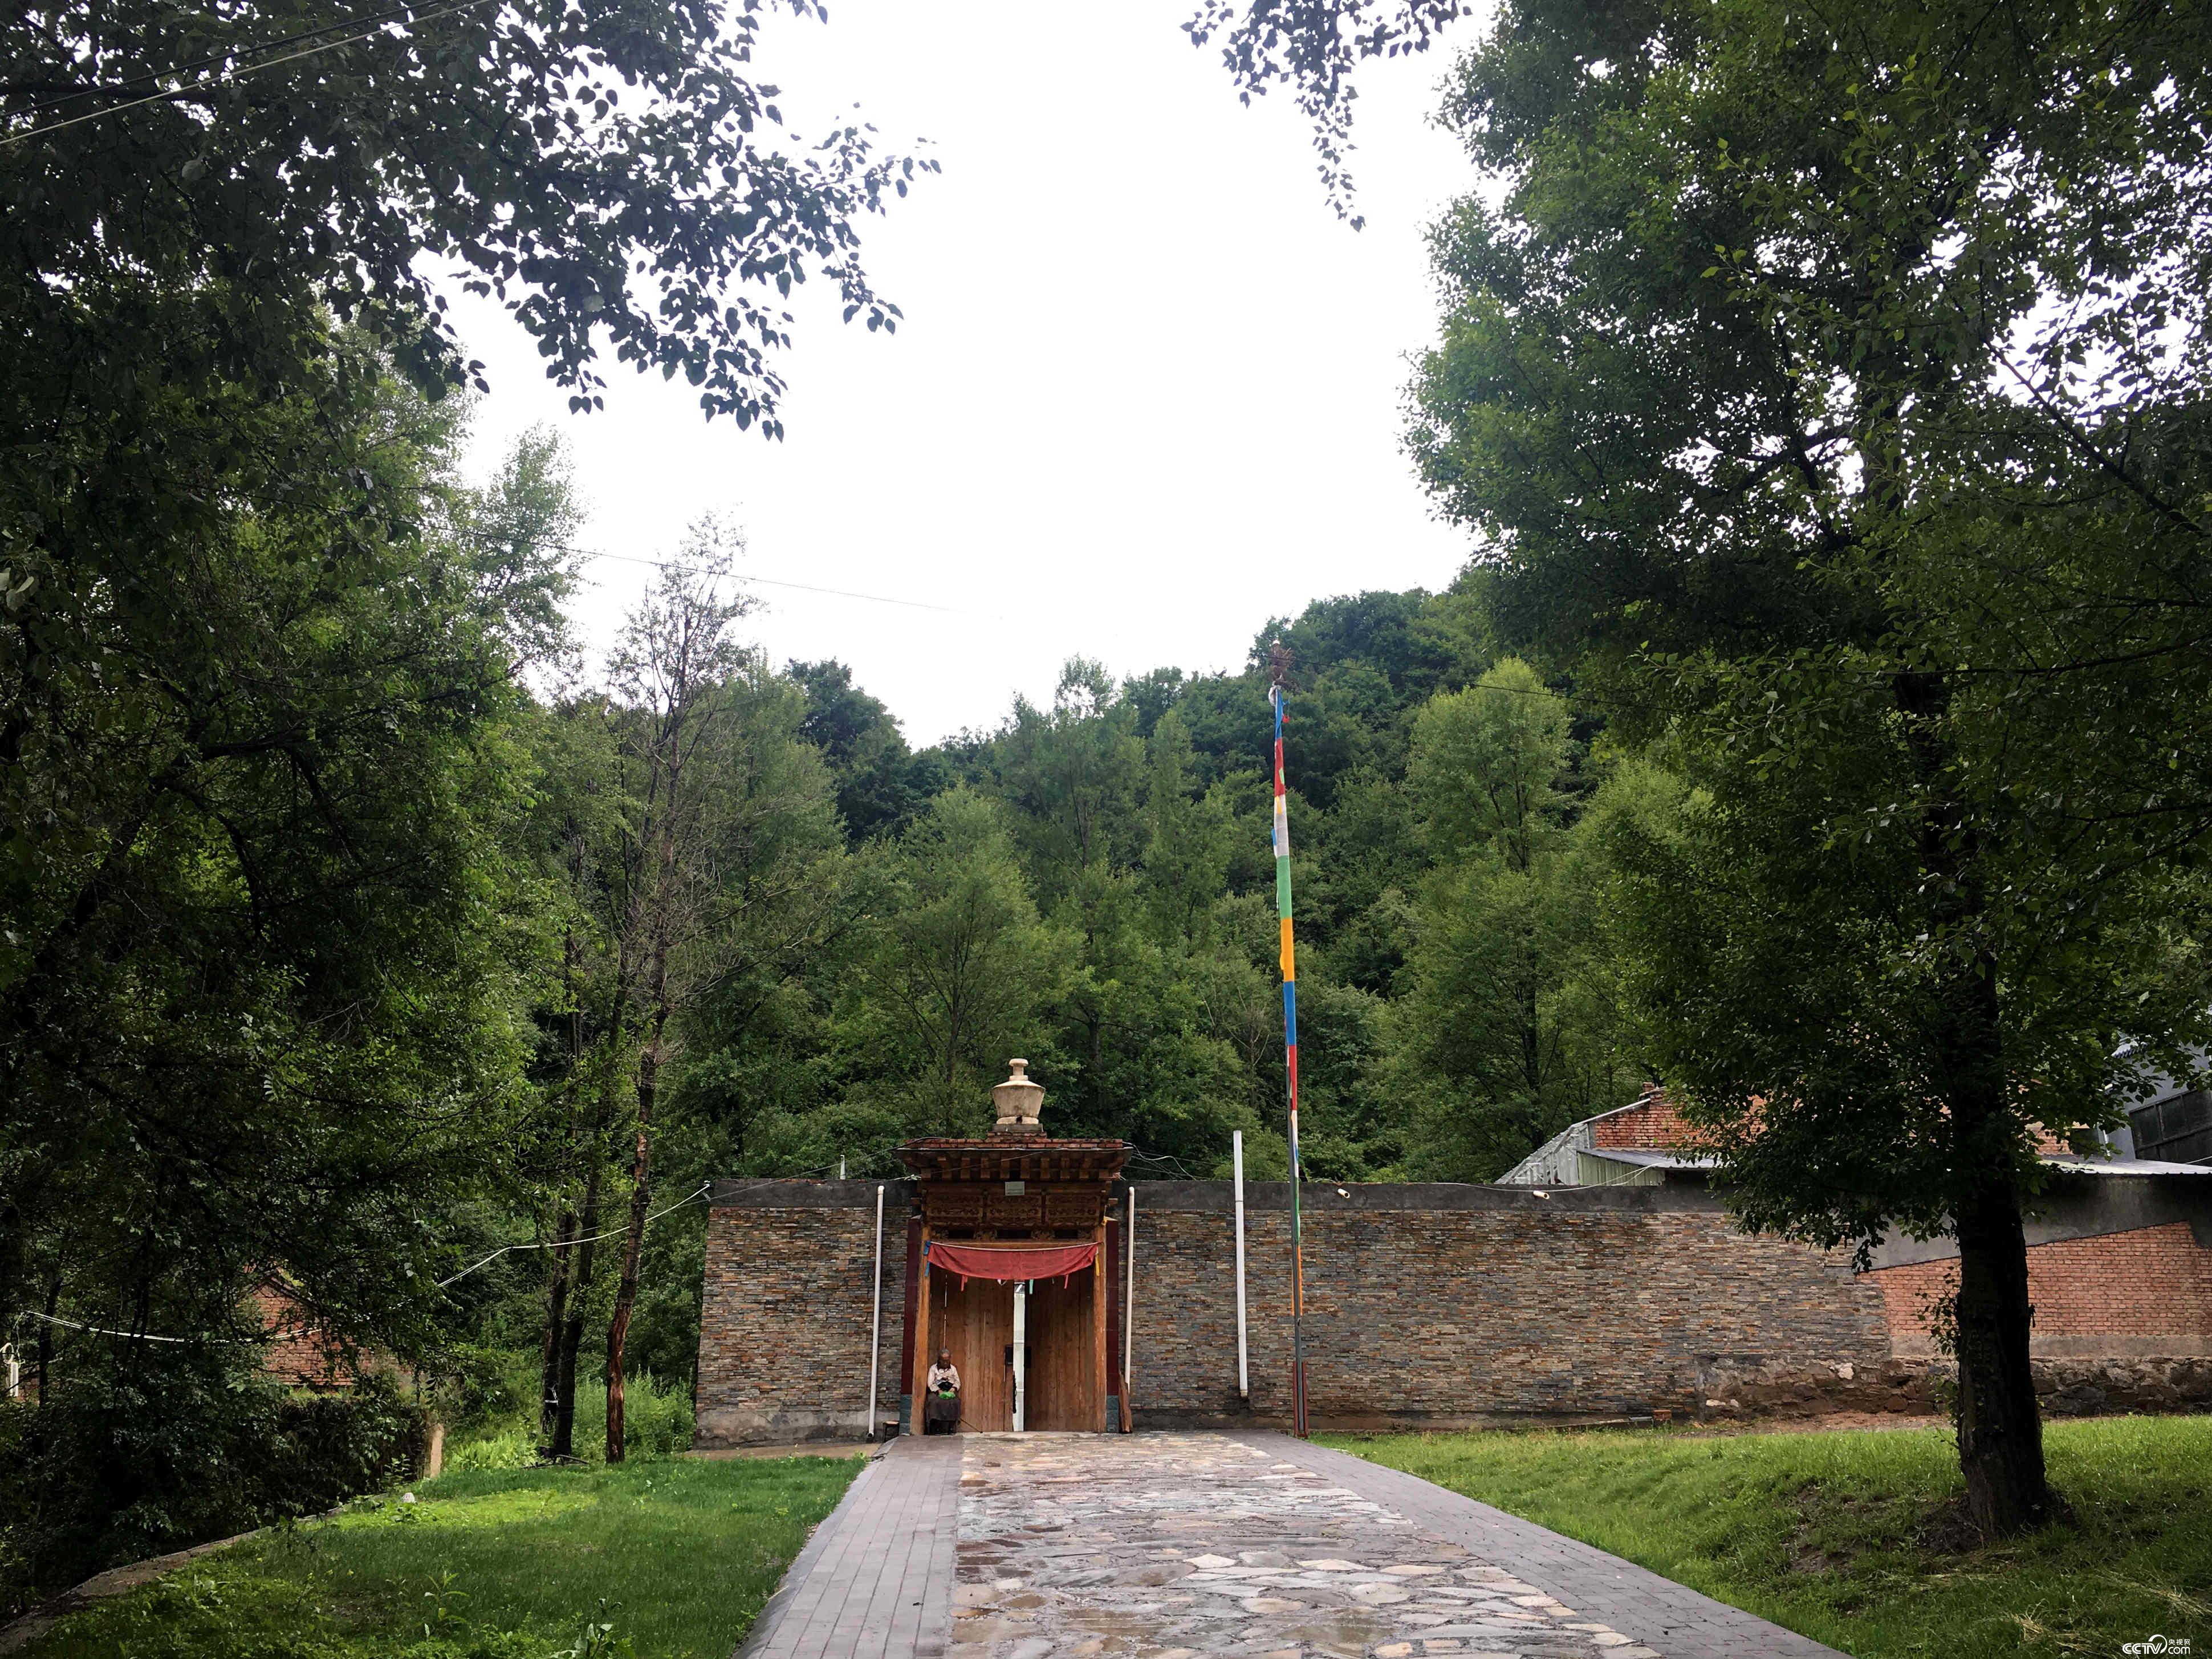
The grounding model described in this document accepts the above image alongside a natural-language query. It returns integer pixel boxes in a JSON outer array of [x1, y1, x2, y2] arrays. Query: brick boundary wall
[[253, 1284, 359, 1389], [1864, 1217, 2212, 1416], [694, 1175, 2212, 1446]]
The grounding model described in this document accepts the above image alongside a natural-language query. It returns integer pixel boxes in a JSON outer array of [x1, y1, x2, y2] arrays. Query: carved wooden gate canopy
[[898, 1138, 1130, 1238]]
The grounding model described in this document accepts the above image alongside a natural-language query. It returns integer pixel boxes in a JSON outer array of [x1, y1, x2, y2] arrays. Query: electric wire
[[14, 0, 482, 117], [4, 0, 503, 145], [557, 543, 991, 619], [17, 1309, 257, 1345], [434, 1178, 713, 1287], [18, 1136, 1294, 1348], [560, 544, 1588, 700], [14, 1171, 755, 1345]]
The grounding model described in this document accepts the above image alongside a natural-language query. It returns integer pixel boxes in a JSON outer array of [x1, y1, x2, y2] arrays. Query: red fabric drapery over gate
[[927, 1242, 1098, 1286]]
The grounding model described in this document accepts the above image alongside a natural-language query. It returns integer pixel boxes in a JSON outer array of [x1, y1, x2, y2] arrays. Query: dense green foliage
[[1333, 1417, 2212, 1658], [1, 0, 928, 1603], [11, 1455, 860, 1659], [1408, 0, 2212, 1219], [0, 1372, 428, 1619], [679, 607, 1658, 1189], [1401, 0, 2212, 1535]]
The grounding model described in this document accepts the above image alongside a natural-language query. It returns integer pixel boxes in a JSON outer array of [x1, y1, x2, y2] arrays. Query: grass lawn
[[15, 1453, 860, 1659], [1326, 1415, 2212, 1658]]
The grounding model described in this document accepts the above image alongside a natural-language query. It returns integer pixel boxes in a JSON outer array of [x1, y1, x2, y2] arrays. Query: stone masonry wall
[[696, 1175, 2212, 1446], [1127, 1185, 1898, 1430], [696, 1182, 910, 1448]]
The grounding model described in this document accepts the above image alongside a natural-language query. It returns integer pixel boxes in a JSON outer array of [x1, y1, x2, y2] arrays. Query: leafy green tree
[[1405, 661, 1572, 863], [579, 532, 847, 1458], [1393, 662, 1637, 1175], [1138, 709, 1237, 946], [843, 788, 1055, 1136], [788, 658, 940, 842], [457, 426, 589, 675], [1306, 768, 1422, 995], [0, 0, 934, 1075], [976, 666, 1271, 1168], [0, 343, 570, 1393], [515, 694, 630, 1459], [4, 0, 931, 428], [2, 0, 934, 1478], [1369, 0, 2212, 1531], [991, 659, 1149, 904]]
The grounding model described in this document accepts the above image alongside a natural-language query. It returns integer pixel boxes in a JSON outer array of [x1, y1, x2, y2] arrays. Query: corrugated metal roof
[[2039, 1154, 2211, 1177], [1583, 1148, 1717, 1170]]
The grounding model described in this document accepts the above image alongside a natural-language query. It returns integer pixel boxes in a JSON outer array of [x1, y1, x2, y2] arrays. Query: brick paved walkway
[[738, 1432, 1848, 1659], [739, 1435, 961, 1659]]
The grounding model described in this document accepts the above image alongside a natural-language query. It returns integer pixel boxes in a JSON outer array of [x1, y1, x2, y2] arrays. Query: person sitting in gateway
[[923, 1348, 961, 1434]]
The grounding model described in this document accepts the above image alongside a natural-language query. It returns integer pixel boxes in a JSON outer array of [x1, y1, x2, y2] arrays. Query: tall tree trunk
[[536, 1201, 579, 1448], [540, 903, 587, 1447], [1953, 1173, 2048, 1532], [1896, 666, 2051, 1534], [550, 1164, 604, 1461], [603, 1030, 660, 1464], [35, 1276, 58, 1403], [1942, 910, 2048, 1534], [1089, 1016, 1105, 1128]]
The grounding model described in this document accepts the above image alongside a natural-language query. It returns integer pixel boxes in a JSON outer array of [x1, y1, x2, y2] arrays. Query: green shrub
[[0, 1353, 428, 1619], [441, 1368, 693, 1474], [432, 1344, 537, 1434]]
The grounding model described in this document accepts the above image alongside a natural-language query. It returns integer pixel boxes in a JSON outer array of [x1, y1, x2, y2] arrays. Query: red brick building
[[1500, 1088, 2212, 1414]]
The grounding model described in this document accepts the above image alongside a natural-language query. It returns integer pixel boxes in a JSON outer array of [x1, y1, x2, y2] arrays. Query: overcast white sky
[[451, 0, 1490, 745]]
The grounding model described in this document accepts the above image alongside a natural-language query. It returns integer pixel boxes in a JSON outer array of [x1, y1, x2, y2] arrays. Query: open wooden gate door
[[900, 1065, 1128, 1434]]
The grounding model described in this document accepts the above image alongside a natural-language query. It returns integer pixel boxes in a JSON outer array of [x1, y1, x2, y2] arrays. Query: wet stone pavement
[[948, 1434, 1660, 1659]]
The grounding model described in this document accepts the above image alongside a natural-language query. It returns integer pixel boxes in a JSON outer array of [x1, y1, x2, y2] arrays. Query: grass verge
[[445, 1369, 696, 1474], [14, 1453, 860, 1659], [1324, 1415, 2212, 1658]]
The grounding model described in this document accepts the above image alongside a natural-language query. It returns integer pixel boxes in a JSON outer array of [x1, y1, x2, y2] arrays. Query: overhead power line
[[436, 1180, 715, 1287], [563, 544, 990, 619], [4, 0, 503, 146], [18, 1308, 258, 1345], [17, 0, 473, 117], [558, 546, 1589, 700]]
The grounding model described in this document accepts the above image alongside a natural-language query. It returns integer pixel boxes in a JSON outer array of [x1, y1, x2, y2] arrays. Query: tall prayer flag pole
[[1270, 650, 1309, 1438]]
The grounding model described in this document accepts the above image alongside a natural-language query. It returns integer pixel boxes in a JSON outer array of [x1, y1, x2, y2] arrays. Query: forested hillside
[[688, 575, 1649, 1189], [532, 526, 1668, 1403]]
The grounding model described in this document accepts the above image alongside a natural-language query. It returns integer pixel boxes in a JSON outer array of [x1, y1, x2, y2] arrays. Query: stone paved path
[[742, 1432, 1848, 1659]]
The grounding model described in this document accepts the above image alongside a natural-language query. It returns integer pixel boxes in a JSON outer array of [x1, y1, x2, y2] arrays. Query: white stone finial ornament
[[992, 1058, 1045, 1135]]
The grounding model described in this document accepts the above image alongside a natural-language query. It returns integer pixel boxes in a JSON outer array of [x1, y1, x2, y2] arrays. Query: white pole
[[840, 1156, 847, 1180], [867, 1184, 884, 1440], [1122, 1186, 1137, 1422], [1233, 1131, 1249, 1400], [1012, 1282, 1027, 1433]]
